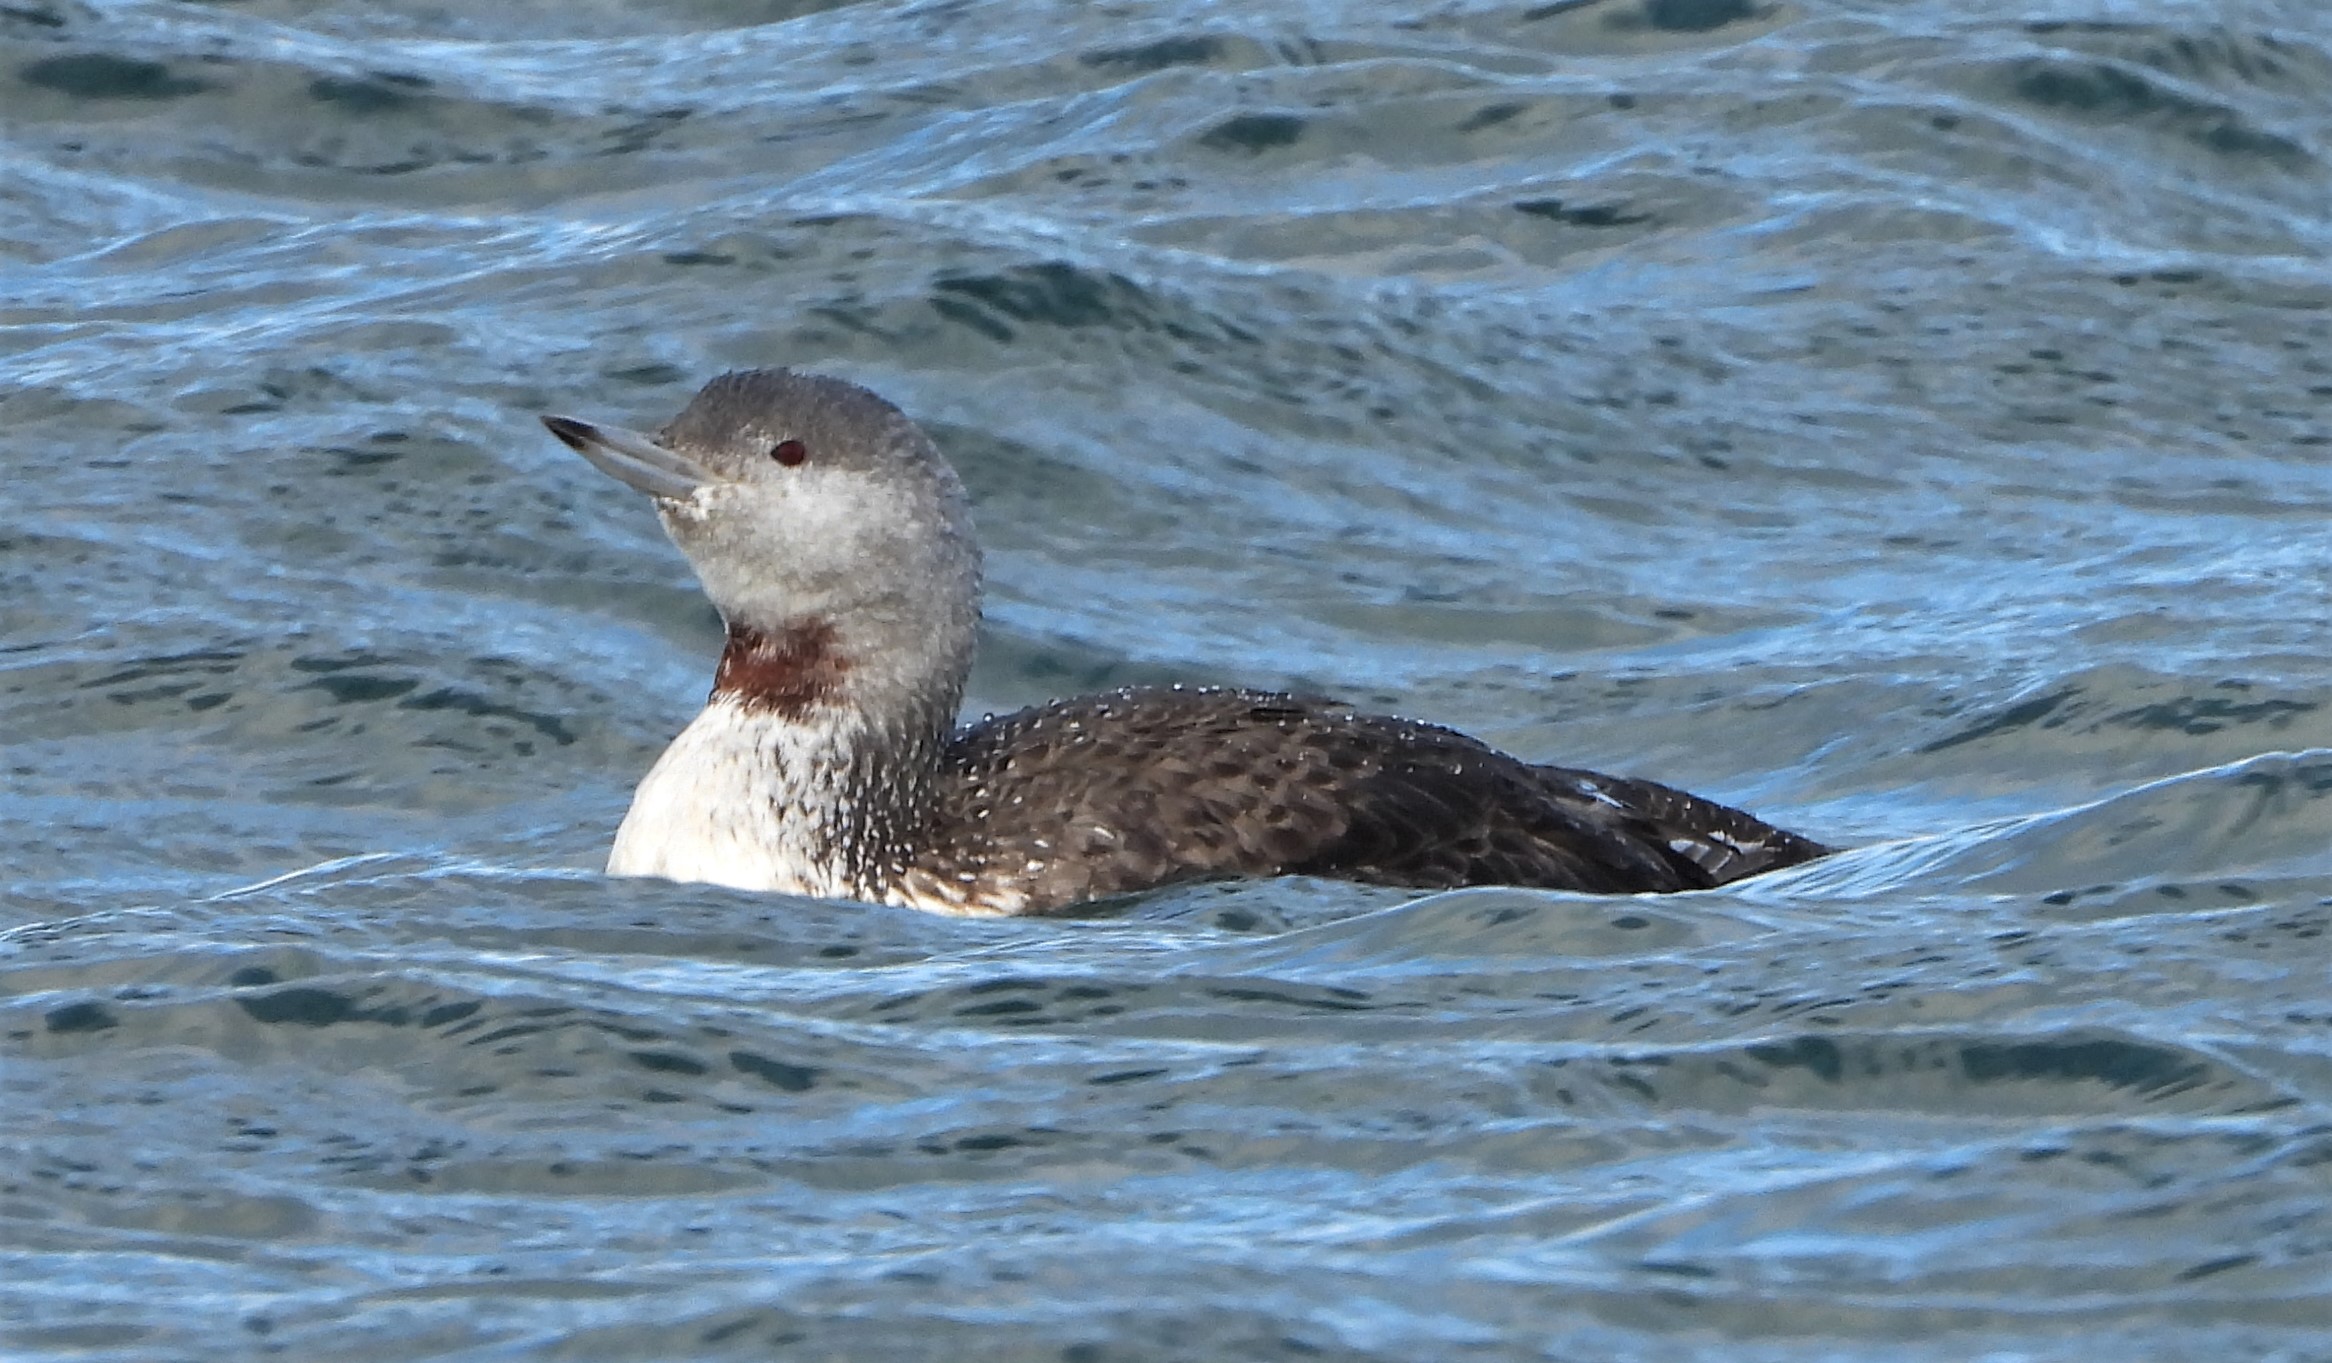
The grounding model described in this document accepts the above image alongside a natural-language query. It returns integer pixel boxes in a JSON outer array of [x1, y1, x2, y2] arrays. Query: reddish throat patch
[[713, 618, 849, 717]]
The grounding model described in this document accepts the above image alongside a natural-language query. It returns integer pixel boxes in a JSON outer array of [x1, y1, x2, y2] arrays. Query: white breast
[[607, 697, 860, 899]]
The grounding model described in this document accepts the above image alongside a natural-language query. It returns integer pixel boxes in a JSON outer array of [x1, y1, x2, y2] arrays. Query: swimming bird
[[543, 369, 1828, 915]]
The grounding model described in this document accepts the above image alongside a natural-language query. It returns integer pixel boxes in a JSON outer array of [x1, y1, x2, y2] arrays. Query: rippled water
[[6, 0, 2331, 1358]]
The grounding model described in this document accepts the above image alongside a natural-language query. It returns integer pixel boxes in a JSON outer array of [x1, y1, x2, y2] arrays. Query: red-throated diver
[[542, 369, 1829, 915]]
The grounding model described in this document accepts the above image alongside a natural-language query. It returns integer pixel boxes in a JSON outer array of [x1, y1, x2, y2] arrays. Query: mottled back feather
[[910, 686, 1827, 914]]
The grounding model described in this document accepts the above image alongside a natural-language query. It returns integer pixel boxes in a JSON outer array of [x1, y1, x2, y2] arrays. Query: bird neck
[[604, 614, 964, 899], [712, 618, 854, 718]]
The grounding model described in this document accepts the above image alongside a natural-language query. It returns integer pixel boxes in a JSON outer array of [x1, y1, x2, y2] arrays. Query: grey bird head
[[544, 369, 983, 720]]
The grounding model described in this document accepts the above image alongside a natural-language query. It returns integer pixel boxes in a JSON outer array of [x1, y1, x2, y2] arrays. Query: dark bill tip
[[539, 411, 715, 501], [540, 414, 596, 451]]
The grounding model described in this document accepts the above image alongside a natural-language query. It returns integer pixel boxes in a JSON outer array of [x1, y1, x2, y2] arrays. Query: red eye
[[770, 439, 807, 467]]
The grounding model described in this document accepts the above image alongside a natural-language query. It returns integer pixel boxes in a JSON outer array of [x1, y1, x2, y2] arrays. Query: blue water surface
[[4, 1, 2330, 1359]]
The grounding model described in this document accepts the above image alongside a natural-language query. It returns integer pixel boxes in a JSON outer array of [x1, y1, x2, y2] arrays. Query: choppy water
[[6, 0, 2331, 1358]]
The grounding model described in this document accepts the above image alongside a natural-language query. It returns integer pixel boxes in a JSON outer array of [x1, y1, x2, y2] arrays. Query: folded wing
[[919, 687, 1827, 913]]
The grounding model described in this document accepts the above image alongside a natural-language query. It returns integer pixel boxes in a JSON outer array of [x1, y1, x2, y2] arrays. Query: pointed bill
[[541, 415, 718, 501]]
